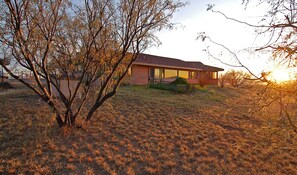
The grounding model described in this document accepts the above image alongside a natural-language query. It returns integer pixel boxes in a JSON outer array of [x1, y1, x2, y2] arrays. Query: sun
[[269, 68, 293, 83]]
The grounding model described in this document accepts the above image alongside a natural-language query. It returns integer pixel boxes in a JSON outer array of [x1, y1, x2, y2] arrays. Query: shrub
[[149, 83, 177, 92], [171, 77, 189, 85], [0, 82, 13, 89], [150, 77, 193, 93]]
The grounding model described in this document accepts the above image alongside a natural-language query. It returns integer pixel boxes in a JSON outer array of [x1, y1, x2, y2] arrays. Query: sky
[[145, 0, 274, 75], [3, 0, 294, 80]]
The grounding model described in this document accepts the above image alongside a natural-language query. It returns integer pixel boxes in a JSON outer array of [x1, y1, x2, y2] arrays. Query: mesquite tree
[[0, 0, 183, 127], [218, 70, 251, 88], [200, 0, 297, 132], [202, 0, 297, 72]]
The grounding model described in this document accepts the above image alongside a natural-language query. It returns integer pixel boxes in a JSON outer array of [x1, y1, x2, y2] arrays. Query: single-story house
[[124, 53, 224, 86], [51, 53, 224, 97]]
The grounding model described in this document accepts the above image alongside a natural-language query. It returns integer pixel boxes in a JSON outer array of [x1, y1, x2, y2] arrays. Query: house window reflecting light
[[165, 69, 177, 78], [154, 68, 164, 79], [178, 70, 189, 79]]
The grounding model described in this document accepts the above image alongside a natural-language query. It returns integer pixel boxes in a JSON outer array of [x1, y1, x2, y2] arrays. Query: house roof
[[134, 53, 224, 72], [187, 61, 225, 72]]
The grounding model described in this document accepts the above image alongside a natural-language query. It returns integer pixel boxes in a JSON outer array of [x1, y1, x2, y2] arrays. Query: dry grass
[[0, 81, 296, 174]]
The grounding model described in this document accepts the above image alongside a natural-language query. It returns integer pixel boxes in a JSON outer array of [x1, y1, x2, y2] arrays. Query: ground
[[0, 82, 296, 174]]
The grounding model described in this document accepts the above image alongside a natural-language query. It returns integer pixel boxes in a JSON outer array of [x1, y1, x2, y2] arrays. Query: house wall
[[188, 79, 200, 84], [125, 65, 149, 85], [199, 71, 219, 85], [124, 65, 219, 86]]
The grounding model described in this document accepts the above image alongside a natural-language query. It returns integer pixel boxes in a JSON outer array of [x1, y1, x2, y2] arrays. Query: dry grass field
[[0, 82, 296, 174]]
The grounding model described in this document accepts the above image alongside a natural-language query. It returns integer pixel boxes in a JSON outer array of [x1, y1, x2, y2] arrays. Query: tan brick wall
[[204, 79, 219, 85], [123, 66, 219, 86], [188, 79, 200, 84], [126, 65, 149, 85]]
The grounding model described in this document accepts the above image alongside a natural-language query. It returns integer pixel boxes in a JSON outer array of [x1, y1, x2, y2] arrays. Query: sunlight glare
[[269, 68, 292, 83]]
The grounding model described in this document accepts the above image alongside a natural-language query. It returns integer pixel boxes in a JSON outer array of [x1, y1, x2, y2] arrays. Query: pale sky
[[145, 0, 273, 75]]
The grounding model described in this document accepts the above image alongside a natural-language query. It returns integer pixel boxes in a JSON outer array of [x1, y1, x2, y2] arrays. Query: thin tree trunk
[[47, 100, 65, 127], [64, 109, 76, 127], [56, 114, 64, 128], [85, 105, 97, 122]]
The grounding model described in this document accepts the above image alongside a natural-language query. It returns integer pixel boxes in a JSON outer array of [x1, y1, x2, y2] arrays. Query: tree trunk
[[85, 105, 97, 122], [56, 114, 64, 128], [55, 110, 76, 128], [63, 109, 76, 127], [48, 101, 65, 128]]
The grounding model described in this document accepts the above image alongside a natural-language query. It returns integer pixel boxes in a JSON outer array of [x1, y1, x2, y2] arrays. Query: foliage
[[149, 83, 191, 93], [170, 77, 189, 85], [0, 0, 184, 127], [150, 77, 193, 93]]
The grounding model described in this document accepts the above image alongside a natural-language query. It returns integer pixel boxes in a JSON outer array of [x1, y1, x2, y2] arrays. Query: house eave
[[132, 62, 203, 71]]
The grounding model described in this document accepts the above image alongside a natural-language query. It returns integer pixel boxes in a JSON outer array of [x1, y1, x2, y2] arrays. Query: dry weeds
[[0, 82, 296, 174]]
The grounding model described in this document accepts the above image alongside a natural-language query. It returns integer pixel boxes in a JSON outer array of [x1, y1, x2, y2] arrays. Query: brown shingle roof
[[187, 61, 224, 71], [134, 53, 224, 72]]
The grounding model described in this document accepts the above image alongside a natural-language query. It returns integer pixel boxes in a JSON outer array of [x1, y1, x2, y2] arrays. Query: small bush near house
[[0, 82, 13, 90], [171, 77, 189, 85], [150, 77, 193, 93], [149, 83, 178, 92]]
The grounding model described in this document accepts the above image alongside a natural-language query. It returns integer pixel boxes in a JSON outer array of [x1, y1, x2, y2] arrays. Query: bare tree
[[0, 0, 184, 127], [199, 0, 297, 132], [219, 70, 251, 87], [205, 0, 297, 68], [218, 73, 228, 88]]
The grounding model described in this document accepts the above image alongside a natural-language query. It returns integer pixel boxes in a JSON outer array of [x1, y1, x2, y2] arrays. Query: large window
[[178, 70, 189, 79], [150, 68, 164, 79], [154, 68, 164, 79], [164, 69, 177, 78]]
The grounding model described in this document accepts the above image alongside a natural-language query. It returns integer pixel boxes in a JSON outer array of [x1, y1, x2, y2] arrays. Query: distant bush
[[219, 70, 251, 88]]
